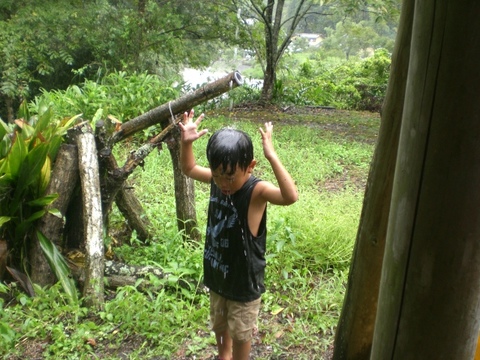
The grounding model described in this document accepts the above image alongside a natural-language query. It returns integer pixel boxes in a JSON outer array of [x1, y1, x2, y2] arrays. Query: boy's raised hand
[[259, 121, 277, 161], [179, 109, 208, 143]]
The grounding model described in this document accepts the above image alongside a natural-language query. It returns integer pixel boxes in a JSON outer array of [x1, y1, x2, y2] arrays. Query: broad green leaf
[[34, 106, 54, 135], [37, 155, 51, 194], [14, 210, 46, 244], [56, 114, 82, 136], [0, 216, 11, 227], [17, 100, 30, 122], [27, 193, 58, 207], [48, 208, 63, 219], [16, 120, 35, 140], [0, 120, 8, 143], [6, 134, 27, 177], [24, 209, 46, 224], [91, 108, 103, 128], [13, 142, 49, 201], [37, 231, 78, 304]]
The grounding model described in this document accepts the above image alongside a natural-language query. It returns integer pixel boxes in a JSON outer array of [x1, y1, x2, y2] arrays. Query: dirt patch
[[213, 105, 380, 146]]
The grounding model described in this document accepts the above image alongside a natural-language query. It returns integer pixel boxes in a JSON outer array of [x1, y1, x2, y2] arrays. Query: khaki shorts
[[210, 291, 261, 342]]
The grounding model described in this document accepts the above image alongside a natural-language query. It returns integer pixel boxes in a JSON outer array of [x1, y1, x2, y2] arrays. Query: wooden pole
[[371, 1, 480, 358], [332, 0, 414, 357], [74, 124, 105, 309], [111, 71, 243, 143]]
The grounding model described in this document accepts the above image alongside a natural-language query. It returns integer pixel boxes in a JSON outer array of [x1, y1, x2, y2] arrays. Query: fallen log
[[69, 259, 206, 294]]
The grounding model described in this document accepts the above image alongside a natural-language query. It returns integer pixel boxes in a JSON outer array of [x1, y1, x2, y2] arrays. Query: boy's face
[[211, 160, 256, 196]]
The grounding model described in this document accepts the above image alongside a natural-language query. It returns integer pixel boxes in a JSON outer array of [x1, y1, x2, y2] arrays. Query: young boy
[[179, 109, 298, 360]]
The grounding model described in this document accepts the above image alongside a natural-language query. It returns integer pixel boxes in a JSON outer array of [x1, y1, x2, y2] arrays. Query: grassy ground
[[0, 106, 380, 359]]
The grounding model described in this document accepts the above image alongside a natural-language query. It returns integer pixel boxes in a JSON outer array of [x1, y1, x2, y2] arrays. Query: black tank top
[[203, 175, 267, 302]]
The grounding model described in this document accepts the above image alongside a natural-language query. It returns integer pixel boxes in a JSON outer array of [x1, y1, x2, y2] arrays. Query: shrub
[[31, 71, 181, 123], [278, 49, 391, 110]]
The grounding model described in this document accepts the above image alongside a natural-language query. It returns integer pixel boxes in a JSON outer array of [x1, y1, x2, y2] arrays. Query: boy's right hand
[[179, 109, 208, 143]]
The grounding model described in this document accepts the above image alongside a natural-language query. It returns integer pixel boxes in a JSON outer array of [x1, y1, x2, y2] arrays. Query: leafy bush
[[278, 49, 391, 110], [32, 71, 181, 123], [0, 102, 76, 268]]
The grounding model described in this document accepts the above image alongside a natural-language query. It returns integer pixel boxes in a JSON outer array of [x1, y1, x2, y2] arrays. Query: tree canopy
[[0, 0, 400, 120], [0, 0, 234, 121]]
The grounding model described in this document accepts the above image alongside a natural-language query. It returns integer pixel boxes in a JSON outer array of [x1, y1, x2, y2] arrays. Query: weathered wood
[[95, 118, 175, 228], [95, 73, 243, 242], [105, 260, 165, 277], [166, 128, 201, 241], [69, 259, 204, 293], [98, 116, 201, 241], [371, 1, 480, 358], [111, 71, 243, 143], [332, 1, 414, 358], [115, 182, 152, 241], [30, 144, 79, 286], [74, 124, 105, 309]]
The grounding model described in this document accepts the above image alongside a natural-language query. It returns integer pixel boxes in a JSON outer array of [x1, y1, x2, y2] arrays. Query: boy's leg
[[215, 328, 233, 359], [228, 297, 261, 360], [210, 292, 233, 359], [232, 339, 251, 360]]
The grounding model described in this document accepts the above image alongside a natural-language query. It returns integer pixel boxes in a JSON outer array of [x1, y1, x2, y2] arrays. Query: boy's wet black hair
[[206, 128, 254, 174]]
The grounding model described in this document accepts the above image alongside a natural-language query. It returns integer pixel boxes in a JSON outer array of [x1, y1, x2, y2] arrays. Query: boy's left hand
[[259, 122, 277, 160]]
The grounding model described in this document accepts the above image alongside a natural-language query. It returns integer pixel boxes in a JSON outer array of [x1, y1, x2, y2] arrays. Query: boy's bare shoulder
[[251, 180, 279, 202], [252, 179, 298, 206]]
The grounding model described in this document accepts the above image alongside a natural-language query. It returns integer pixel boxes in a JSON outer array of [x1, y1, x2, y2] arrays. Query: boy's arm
[[179, 110, 212, 183], [257, 122, 298, 205]]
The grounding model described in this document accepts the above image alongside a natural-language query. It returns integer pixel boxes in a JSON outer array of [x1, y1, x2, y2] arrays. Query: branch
[[111, 71, 243, 143]]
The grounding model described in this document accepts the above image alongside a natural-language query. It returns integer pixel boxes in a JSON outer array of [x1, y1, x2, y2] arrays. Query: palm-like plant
[[0, 101, 77, 300]]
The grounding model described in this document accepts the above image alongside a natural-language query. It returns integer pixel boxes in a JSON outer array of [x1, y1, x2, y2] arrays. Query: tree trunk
[[115, 182, 152, 242], [30, 144, 79, 286], [5, 96, 14, 124], [74, 124, 105, 309], [371, 1, 480, 358], [166, 129, 201, 242], [260, 0, 282, 104], [332, 1, 414, 358], [261, 64, 276, 104]]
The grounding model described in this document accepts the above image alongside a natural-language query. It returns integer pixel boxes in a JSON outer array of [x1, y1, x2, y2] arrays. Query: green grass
[[0, 108, 380, 359]]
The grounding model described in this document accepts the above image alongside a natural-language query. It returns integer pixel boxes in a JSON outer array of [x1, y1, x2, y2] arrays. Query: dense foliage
[[0, 0, 234, 121], [0, 0, 399, 121], [0, 103, 77, 269], [286, 48, 391, 110]]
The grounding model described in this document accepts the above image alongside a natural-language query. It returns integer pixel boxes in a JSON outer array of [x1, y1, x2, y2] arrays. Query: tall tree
[[334, 0, 480, 358], [230, 0, 317, 103], [371, 0, 480, 357], [229, 0, 399, 103], [332, 0, 413, 357]]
